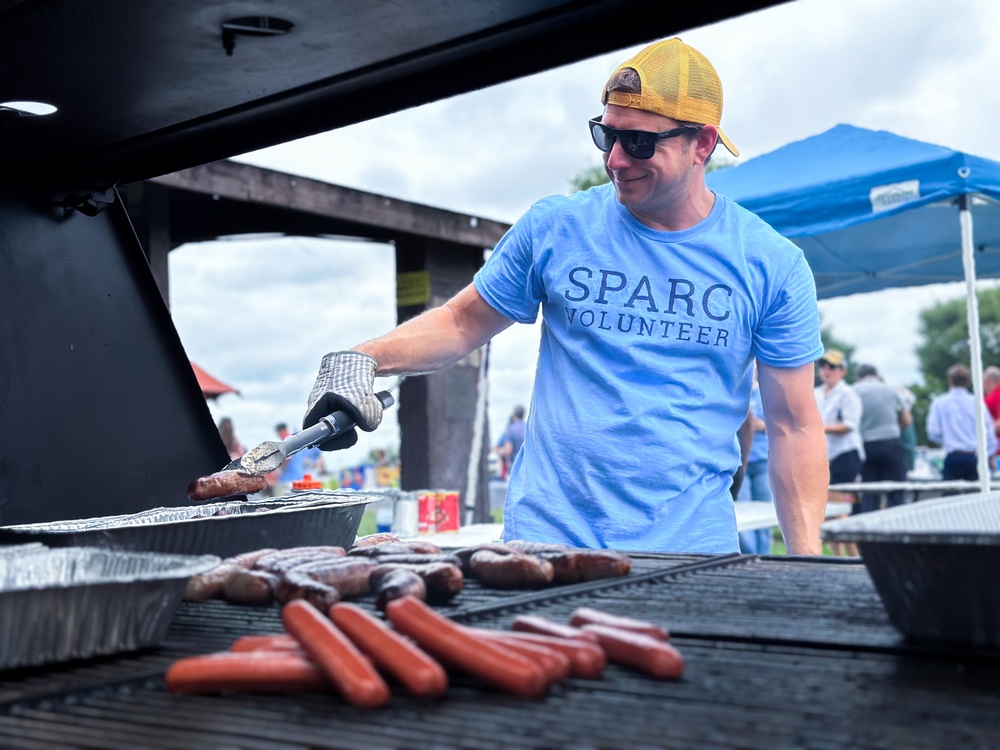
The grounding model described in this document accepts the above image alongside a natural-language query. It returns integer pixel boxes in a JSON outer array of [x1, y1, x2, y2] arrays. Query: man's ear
[[694, 125, 719, 164]]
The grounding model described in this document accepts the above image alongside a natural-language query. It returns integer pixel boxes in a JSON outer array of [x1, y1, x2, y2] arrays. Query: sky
[[168, 0, 1000, 471]]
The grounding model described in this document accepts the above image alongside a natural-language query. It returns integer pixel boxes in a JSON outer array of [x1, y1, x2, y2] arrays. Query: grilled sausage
[[186, 471, 268, 502], [348, 541, 444, 557], [510, 615, 599, 643], [225, 548, 279, 569], [385, 595, 548, 697], [282, 600, 391, 708], [374, 568, 427, 610], [274, 572, 342, 611], [329, 602, 448, 699], [352, 532, 402, 548], [288, 557, 378, 597], [489, 630, 607, 679], [183, 562, 242, 602], [537, 549, 632, 584], [452, 543, 518, 574], [253, 547, 347, 575], [165, 651, 328, 694], [370, 562, 464, 603], [580, 624, 684, 680], [468, 550, 554, 589], [569, 607, 669, 641], [221, 569, 278, 605], [366, 553, 463, 568], [505, 540, 572, 554]]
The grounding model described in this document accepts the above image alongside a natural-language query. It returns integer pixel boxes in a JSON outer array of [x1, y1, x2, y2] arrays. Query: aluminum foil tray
[[0, 546, 219, 670], [0, 491, 375, 559], [821, 492, 1000, 648]]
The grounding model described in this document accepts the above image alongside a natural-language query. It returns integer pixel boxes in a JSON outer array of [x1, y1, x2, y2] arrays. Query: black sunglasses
[[589, 117, 700, 160]]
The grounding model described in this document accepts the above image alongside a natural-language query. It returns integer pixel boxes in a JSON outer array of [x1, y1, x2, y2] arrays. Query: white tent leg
[[959, 194, 990, 491]]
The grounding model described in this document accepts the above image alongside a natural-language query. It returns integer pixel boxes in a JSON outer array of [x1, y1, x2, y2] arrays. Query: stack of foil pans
[[0, 546, 219, 669]]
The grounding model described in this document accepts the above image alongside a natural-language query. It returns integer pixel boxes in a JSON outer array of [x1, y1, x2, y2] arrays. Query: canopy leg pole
[[959, 194, 990, 492]]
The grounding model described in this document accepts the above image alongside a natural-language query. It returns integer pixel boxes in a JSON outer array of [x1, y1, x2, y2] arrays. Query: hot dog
[[385, 595, 547, 697], [510, 615, 599, 643], [489, 630, 606, 679], [281, 599, 391, 708], [229, 634, 304, 653], [329, 602, 448, 699], [165, 651, 328, 694], [569, 607, 669, 641], [580, 624, 684, 680], [467, 629, 570, 685], [374, 568, 427, 611], [468, 550, 554, 589], [186, 471, 268, 502]]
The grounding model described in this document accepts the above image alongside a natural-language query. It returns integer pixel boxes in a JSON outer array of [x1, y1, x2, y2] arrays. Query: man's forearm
[[355, 284, 513, 376], [768, 427, 828, 555]]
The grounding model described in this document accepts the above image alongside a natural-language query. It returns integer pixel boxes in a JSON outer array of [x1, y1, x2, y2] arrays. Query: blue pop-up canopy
[[707, 124, 1000, 487]]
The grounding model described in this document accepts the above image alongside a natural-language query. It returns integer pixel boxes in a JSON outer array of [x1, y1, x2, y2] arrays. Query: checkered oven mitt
[[302, 351, 384, 451]]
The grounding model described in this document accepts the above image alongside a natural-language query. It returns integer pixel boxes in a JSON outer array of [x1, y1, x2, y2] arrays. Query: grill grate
[[0, 555, 997, 749], [0, 640, 997, 750]]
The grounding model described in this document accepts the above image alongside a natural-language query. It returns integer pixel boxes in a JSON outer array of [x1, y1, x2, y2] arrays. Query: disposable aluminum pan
[[0, 546, 219, 670], [820, 492, 1000, 648], [0, 492, 375, 559]]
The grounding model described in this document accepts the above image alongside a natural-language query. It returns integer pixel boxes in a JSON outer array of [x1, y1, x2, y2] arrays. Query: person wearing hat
[[814, 349, 864, 553], [301, 38, 828, 555]]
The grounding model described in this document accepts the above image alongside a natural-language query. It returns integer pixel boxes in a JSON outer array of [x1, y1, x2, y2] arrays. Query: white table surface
[[409, 500, 853, 547]]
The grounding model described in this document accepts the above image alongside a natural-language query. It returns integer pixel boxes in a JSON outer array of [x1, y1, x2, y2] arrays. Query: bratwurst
[[187, 470, 268, 502]]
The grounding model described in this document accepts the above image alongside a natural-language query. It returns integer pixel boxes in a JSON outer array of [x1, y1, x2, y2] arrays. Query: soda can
[[417, 491, 437, 534], [435, 490, 461, 532]]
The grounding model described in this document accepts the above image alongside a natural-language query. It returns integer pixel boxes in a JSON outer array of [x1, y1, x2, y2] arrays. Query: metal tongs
[[222, 391, 395, 476]]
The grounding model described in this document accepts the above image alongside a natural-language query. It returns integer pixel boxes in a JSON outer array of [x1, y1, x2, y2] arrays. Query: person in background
[[814, 349, 863, 556], [495, 405, 527, 481], [982, 365, 1000, 455], [927, 364, 997, 481], [853, 364, 911, 513], [217, 417, 245, 461], [273, 421, 326, 491], [896, 385, 918, 473], [735, 369, 771, 554], [299, 38, 829, 555]]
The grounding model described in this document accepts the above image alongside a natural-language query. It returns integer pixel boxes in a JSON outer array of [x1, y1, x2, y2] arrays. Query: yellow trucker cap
[[602, 38, 739, 157]]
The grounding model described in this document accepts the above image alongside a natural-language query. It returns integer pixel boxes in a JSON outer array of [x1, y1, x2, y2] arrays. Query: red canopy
[[190, 361, 239, 399]]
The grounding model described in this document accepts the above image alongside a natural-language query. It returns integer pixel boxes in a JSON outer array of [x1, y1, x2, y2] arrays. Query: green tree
[[912, 286, 1000, 444], [915, 287, 1000, 393], [568, 154, 736, 194], [569, 164, 608, 193]]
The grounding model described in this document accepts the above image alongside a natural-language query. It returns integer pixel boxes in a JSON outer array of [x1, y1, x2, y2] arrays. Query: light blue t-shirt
[[474, 185, 822, 553]]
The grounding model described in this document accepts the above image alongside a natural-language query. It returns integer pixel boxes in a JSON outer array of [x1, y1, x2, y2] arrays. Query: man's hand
[[302, 351, 384, 450]]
